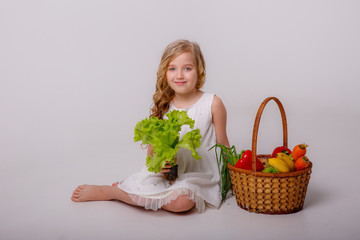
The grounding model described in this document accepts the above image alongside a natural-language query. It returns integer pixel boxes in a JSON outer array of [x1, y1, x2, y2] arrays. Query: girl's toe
[[72, 192, 80, 197]]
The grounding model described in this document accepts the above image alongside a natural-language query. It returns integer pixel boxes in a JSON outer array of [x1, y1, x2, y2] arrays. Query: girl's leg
[[71, 184, 137, 206], [71, 184, 196, 213]]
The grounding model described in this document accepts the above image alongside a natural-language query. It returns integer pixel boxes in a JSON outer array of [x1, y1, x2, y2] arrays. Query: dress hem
[[128, 187, 208, 213]]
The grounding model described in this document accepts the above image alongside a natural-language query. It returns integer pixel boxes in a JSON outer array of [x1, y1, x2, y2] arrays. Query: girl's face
[[166, 52, 198, 96]]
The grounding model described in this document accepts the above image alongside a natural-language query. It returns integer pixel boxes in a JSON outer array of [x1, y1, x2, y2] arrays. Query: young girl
[[71, 39, 230, 213]]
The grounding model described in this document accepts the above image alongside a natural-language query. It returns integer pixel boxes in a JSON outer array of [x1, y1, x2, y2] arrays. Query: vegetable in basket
[[292, 143, 308, 161], [275, 152, 295, 172], [234, 150, 264, 171], [270, 146, 292, 158], [134, 110, 202, 178], [262, 165, 279, 173], [268, 157, 290, 173], [295, 156, 310, 171]]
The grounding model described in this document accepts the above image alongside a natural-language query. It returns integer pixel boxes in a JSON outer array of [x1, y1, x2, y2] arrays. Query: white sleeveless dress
[[118, 92, 221, 212]]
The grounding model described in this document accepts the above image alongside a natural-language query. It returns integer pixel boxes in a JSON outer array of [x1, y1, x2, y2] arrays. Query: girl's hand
[[160, 161, 172, 174]]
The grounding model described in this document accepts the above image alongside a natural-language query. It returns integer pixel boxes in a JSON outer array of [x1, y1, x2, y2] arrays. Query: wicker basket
[[228, 97, 312, 214]]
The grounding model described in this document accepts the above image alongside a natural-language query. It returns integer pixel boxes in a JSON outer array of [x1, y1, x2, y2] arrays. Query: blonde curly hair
[[150, 39, 206, 119]]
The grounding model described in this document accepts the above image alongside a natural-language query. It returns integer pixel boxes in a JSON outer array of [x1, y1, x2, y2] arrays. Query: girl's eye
[[169, 67, 175, 71], [185, 67, 192, 71]]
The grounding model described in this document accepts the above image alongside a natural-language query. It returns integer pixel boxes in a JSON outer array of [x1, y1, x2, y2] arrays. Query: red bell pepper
[[270, 146, 292, 158], [235, 150, 264, 171]]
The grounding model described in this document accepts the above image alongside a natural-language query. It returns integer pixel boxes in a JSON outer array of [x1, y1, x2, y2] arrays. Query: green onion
[[209, 144, 244, 202]]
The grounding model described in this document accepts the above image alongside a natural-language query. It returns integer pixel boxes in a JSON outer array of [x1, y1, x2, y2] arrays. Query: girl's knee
[[164, 195, 195, 213]]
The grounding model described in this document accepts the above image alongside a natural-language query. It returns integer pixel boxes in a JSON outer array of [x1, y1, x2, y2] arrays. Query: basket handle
[[251, 97, 288, 171]]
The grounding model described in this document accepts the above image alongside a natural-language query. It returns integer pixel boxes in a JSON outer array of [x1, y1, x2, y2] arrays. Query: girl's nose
[[176, 71, 184, 79]]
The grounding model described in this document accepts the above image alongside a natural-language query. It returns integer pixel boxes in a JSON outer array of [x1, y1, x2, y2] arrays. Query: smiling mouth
[[175, 81, 186, 86]]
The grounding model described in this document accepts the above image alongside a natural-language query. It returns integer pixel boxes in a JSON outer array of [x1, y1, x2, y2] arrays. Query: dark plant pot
[[164, 164, 178, 181]]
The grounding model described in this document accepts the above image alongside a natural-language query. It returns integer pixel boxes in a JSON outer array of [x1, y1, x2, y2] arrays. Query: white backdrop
[[1, 1, 359, 240]]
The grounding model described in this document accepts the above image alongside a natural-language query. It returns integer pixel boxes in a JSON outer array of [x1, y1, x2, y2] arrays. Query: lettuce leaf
[[134, 110, 202, 174], [175, 129, 202, 160]]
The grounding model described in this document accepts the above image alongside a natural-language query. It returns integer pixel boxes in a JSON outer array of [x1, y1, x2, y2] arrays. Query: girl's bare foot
[[71, 184, 117, 202], [71, 184, 137, 206]]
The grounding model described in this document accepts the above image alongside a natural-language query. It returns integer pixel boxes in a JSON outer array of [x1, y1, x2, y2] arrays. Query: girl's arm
[[211, 95, 230, 148]]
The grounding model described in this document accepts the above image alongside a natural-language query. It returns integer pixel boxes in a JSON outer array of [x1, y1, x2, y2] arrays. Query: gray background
[[1, 0, 359, 239]]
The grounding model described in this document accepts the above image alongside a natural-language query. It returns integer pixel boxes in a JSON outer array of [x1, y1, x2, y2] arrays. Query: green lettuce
[[134, 110, 202, 173]]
